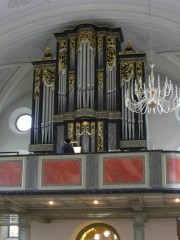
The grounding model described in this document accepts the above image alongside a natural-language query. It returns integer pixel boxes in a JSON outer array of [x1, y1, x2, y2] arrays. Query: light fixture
[[125, 0, 180, 114]]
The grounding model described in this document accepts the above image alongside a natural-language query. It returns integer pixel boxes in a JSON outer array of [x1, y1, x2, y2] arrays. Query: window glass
[[16, 114, 31, 132], [76, 223, 120, 240], [9, 225, 18, 237]]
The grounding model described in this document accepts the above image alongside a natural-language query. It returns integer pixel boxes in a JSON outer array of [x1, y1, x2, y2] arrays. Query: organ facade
[[29, 24, 147, 154]]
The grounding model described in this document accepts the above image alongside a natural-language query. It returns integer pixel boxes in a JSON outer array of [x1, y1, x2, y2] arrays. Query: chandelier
[[125, 0, 180, 114]]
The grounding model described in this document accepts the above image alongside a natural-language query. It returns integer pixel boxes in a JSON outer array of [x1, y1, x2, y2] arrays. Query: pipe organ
[[119, 40, 147, 149], [29, 24, 147, 154]]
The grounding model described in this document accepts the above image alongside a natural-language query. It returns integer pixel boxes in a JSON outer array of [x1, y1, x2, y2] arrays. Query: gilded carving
[[70, 38, 76, 53], [136, 61, 143, 89], [90, 122, 95, 135], [59, 40, 67, 73], [98, 72, 103, 89], [120, 39, 143, 55], [77, 32, 96, 51], [69, 73, 75, 91], [43, 46, 54, 60], [106, 36, 116, 69], [97, 122, 104, 152], [120, 62, 134, 87], [136, 61, 143, 79], [76, 122, 81, 136], [34, 69, 41, 101], [68, 123, 74, 140], [82, 121, 89, 133], [98, 35, 103, 52], [42, 67, 55, 87], [75, 121, 96, 138], [125, 39, 134, 52]]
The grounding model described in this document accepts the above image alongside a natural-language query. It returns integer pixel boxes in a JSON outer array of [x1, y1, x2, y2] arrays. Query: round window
[[16, 114, 32, 132], [76, 223, 120, 240]]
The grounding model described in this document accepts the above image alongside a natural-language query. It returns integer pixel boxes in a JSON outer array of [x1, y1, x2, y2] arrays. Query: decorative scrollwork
[[77, 32, 96, 51], [59, 40, 67, 73], [97, 122, 104, 152], [76, 122, 81, 137], [98, 72, 104, 89], [98, 35, 103, 52], [120, 62, 134, 87], [68, 123, 74, 140], [69, 73, 75, 91], [106, 36, 116, 70], [42, 68, 56, 87], [90, 122, 95, 135], [34, 69, 41, 101], [136, 61, 143, 79], [77, 121, 95, 137], [70, 38, 76, 53]]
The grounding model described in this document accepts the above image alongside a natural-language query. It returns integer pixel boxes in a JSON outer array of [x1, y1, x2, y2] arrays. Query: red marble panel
[[166, 157, 180, 183], [0, 161, 22, 186], [103, 157, 144, 184], [42, 159, 81, 185]]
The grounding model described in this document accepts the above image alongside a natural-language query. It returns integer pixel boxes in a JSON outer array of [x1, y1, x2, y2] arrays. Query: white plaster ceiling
[[1, 192, 180, 222], [0, 0, 180, 116]]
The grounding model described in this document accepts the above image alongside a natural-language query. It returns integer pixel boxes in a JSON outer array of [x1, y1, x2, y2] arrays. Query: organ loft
[[29, 24, 147, 154]]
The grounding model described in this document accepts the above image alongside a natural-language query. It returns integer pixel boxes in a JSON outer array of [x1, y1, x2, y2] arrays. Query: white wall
[[0, 93, 32, 154], [0, 218, 177, 240], [147, 109, 180, 151], [30, 218, 133, 240], [0, 227, 8, 240], [30, 218, 177, 240], [145, 218, 177, 240]]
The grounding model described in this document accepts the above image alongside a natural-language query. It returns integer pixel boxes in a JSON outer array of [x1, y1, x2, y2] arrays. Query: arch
[[75, 222, 121, 240]]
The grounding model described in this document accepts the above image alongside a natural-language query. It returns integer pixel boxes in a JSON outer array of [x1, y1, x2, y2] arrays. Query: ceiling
[[1, 0, 180, 223], [0, 0, 180, 117], [0, 192, 180, 223]]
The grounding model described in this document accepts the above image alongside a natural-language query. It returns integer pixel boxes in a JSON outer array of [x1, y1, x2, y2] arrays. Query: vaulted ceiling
[[1, 0, 180, 117]]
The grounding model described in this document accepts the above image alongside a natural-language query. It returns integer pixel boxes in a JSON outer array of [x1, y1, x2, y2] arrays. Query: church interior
[[1, 0, 180, 240]]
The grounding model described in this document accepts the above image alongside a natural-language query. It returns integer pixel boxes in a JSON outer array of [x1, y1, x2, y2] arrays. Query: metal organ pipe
[[51, 89, 54, 142], [41, 83, 45, 143], [77, 39, 95, 110], [82, 40, 86, 108], [87, 42, 90, 108], [47, 88, 51, 143], [91, 48, 94, 108], [34, 100, 39, 143]]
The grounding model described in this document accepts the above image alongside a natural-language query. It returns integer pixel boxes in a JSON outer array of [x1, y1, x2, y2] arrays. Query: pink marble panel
[[42, 159, 81, 186], [166, 157, 180, 183], [0, 161, 22, 186], [103, 157, 144, 184]]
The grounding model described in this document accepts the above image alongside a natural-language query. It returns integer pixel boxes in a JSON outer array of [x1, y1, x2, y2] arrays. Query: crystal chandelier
[[125, 0, 180, 114]]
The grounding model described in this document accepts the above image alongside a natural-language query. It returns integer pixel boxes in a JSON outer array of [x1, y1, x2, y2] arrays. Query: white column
[[18, 214, 31, 240], [133, 213, 145, 240]]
